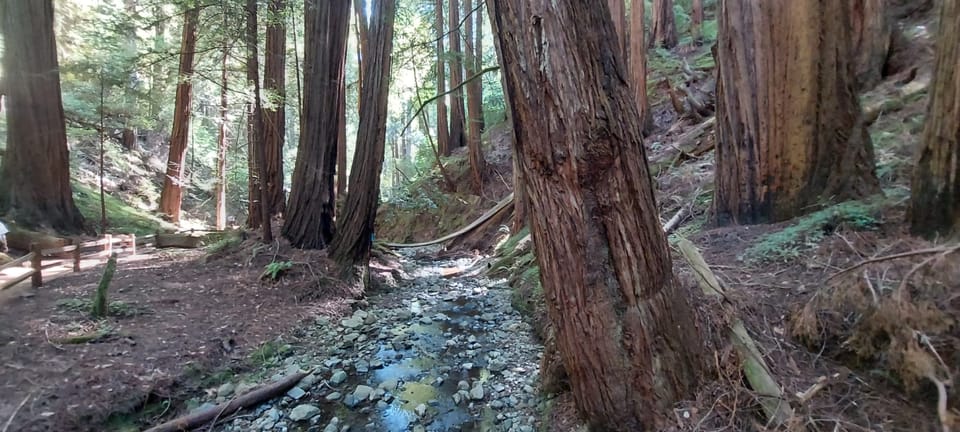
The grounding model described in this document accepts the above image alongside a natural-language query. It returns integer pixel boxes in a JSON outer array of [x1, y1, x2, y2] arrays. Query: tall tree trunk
[[336, 77, 348, 199], [714, 0, 881, 226], [691, 0, 704, 43], [215, 28, 229, 231], [435, 0, 451, 157], [630, 0, 655, 134], [329, 0, 396, 274], [909, 0, 960, 238], [850, 0, 892, 91], [282, 0, 350, 249], [447, 0, 467, 153], [158, 7, 200, 223], [608, 0, 628, 60], [491, 1, 704, 429], [121, 0, 140, 152], [0, 0, 85, 232], [475, 0, 485, 132], [651, 0, 678, 49], [465, 0, 485, 193], [246, 0, 264, 229], [246, 0, 272, 241], [149, 3, 167, 123], [263, 0, 287, 216]]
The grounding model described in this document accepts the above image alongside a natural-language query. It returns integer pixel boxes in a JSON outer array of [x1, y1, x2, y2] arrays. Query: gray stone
[[217, 382, 235, 397], [491, 400, 505, 409], [324, 358, 342, 368], [413, 426, 426, 432], [341, 316, 363, 329], [286, 386, 306, 400], [461, 362, 474, 370], [452, 392, 463, 405], [415, 403, 427, 417], [488, 361, 507, 372], [419, 316, 433, 325], [354, 360, 369, 374], [323, 417, 340, 432], [457, 380, 470, 391], [353, 385, 373, 401], [330, 370, 348, 385], [343, 394, 360, 408], [297, 373, 321, 390], [369, 359, 383, 369], [325, 392, 342, 401], [289, 404, 320, 422], [469, 382, 484, 400], [343, 333, 360, 343]]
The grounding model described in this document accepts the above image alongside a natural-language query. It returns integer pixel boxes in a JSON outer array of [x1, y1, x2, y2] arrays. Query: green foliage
[[740, 196, 892, 264], [56, 298, 146, 318], [72, 183, 170, 235], [260, 260, 293, 281], [205, 231, 244, 256]]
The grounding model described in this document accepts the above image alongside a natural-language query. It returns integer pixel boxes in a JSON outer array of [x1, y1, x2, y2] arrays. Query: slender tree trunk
[[608, 0, 628, 60], [149, 3, 167, 123], [630, 0, 655, 134], [245, 0, 272, 242], [282, 0, 350, 249], [691, 0, 704, 43], [491, 1, 704, 429], [850, 0, 892, 91], [329, 0, 396, 275], [263, 0, 287, 216], [216, 31, 229, 231], [158, 7, 200, 223], [448, 0, 467, 152], [464, 0, 485, 193], [714, 0, 881, 226], [475, 0, 485, 132], [336, 77, 348, 199], [651, 0, 678, 49], [246, 0, 264, 229], [909, 0, 960, 238], [435, 0, 451, 157]]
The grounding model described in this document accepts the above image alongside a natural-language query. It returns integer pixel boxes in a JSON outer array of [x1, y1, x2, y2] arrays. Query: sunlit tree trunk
[[691, 0, 704, 43], [651, 0, 678, 48], [263, 0, 287, 216], [448, 0, 466, 153], [909, 0, 960, 238], [0, 0, 85, 232], [850, 0, 892, 91], [247, 0, 272, 241], [336, 77, 347, 199], [215, 27, 229, 231], [158, 6, 199, 223], [475, 0, 485, 132], [329, 0, 396, 274], [283, 0, 350, 248], [246, 0, 263, 229], [465, 0, 485, 193], [630, 0, 655, 134], [714, 0, 881, 225], [435, 0, 450, 157], [491, 1, 704, 428]]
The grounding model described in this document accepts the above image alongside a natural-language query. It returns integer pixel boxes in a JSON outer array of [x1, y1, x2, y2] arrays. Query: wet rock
[[452, 393, 463, 405], [419, 316, 433, 325], [297, 373, 320, 390], [461, 362, 474, 370], [330, 370, 347, 385], [343, 394, 360, 408], [354, 360, 369, 373], [415, 403, 427, 417], [470, 382, 485, 400], [323, 417, 340, 432], [289, 404, 320, 422], [286, 386, 306, 400], [325, 392, 342, 401]]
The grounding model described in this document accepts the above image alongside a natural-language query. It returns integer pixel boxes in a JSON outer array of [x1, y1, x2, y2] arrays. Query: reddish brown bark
[[262, 0, 287, 216], [329, 0, 396, 272], [651, 0, 678, 49], [630, 0, 655, 134], [909, 0, 960, 238], [850, 0, 892, 91], [714, 0, 880, 225], [447, 0, 466, 153], [491, 1, 704, 429], [336, 77, 347, 199], [282, 0, 350, 248], [691, 0, 704, 43], [464, 0, 485, 193], [608, 0, 628, 60], [158, 7, 199, 223], [435, 0, 450, 157], [0, 0, 85, 232]]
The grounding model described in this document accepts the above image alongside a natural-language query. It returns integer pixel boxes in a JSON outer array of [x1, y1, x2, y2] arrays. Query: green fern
[[261, 260, 293, 281]]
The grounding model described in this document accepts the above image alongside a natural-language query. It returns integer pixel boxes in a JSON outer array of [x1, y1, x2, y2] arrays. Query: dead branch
[[794, 373, 843, 405], [143, 371, 309, 432], [827, 244, 960, 282], [2, 392, 32, 432], [662, 207, 687, 235]]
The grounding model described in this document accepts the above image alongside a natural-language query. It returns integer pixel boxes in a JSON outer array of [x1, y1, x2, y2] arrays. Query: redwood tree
[[263, 0, 287, 216], [246, 0, 264, 229], [283, 0, 351, 248], [714, 0, 880, 225], [215, 22, 230, 231], [691, 0, 704, 43], [608, 0, 627, 60], [630, 0, 655, 133], [909, 0, 960, 238], [158, 6, 200, 223], [491, 1, 703, 429], [850, 0, 892, 91], [435, 0, 451, 157], [447, 0, 466, 153], [651, 0, 678, 49], [464, 0, 485, 192], [329, 0, 396, 272], [0, 0, 85, 231]]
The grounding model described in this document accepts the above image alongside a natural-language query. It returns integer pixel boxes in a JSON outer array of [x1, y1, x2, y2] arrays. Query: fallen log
[[5, 226, 68, 252], [384, 192, 514, 248], [144, 370, 309, 432], [155, 233, 206, 249]]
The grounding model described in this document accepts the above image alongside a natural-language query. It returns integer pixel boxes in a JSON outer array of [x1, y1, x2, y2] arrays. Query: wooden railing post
[[30, 243, 42, 287], [104, 234, 112, 256], [129, 233, 136, 256], [73, 237, 82, 272]]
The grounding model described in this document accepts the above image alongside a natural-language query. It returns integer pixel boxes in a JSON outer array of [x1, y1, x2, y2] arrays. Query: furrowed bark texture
[[263, 0, 287, 216]]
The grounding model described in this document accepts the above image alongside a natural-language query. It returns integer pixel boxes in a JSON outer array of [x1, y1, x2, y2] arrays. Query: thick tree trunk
[[282, 0, 350, 249], [714, 0, 881, 226], [245, 0, 264, 229], [215, 35, 229, 231], [329, 0, 396, 272], [651, 0, 678, 49], [491, 1, 704, 429], [158, 7, 200, 223], [0, 0, 85, 232], [608, 0, 628, 60], [435, 0, 451, 157], [465, 0, 485, 193], [121, 128, 138, 151], [909, 0, 960, 238], [630, 0, 655, 134], [447, 0, 467, 153], [263, 0, 287, 216], [850, 0, 892, 91], [246, 0, 272, 242], [691, 0, 704, 43]]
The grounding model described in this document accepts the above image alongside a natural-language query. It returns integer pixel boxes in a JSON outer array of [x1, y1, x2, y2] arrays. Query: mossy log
[[91, 253, 117, 318]]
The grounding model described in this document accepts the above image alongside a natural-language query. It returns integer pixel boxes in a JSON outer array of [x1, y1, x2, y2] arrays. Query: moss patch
[[73, 183, 173, 235]]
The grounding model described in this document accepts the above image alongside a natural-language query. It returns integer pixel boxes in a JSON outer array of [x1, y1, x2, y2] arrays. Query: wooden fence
[[0, 234, 142, 291]]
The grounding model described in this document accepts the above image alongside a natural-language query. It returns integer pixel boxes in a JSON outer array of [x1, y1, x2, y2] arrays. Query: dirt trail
[[205, 246, 545, 432]]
